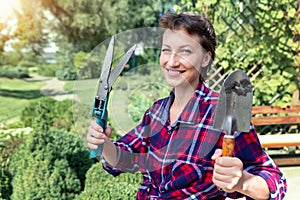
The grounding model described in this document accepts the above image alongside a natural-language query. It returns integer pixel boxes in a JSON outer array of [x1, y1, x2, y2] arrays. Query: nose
[[167, 53, 180, 67]]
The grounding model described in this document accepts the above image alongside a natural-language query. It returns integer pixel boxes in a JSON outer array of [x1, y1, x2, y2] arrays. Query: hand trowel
[[213, 69, 253, 156]]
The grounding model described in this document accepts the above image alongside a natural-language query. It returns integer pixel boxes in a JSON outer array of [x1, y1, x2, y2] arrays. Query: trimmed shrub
[[0, 130, 27, 199], [0, 167, 12, 200], [20, 97, 75, 132], [9, 129, 92, 200], [0, 66, 29, 78], [76, 163, 142, 200]]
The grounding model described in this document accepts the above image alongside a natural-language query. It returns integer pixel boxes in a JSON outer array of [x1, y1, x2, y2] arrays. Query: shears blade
[[97, 36, 115, 99], [108, 44, 137, 87], [97, 37, 136, 99]]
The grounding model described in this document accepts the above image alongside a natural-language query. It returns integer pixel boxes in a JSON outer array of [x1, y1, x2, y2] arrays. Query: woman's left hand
[[211, 149, 244, 193]]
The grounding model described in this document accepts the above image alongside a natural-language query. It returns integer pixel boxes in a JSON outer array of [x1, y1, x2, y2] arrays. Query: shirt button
[[168, 130, 172, 134], [191, 194, 196, 199]]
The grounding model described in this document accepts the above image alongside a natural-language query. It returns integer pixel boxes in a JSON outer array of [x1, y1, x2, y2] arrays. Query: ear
[[201, 51, 212, 68]]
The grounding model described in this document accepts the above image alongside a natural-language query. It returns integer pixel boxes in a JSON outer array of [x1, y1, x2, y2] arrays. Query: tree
[[35, 0, 162, 52]]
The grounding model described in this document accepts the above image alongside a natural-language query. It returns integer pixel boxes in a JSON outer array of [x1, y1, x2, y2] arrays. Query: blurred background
[[0, 0, 299, 199]]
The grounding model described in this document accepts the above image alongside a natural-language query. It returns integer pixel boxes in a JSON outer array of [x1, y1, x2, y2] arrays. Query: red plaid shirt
[[103, 82, 287, 200]]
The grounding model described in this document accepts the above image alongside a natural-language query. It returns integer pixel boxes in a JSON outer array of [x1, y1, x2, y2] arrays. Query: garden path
[[26, 74, 73, 101]]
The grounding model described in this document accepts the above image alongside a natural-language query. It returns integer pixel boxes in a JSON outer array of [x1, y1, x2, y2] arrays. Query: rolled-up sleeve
[[102, 110, 152, 176], [234, 126, 287, 200], [245, 157, 287, 200]]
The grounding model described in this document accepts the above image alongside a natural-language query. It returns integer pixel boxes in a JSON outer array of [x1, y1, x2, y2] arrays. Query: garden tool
[[90, 36, 136, 160], [213, 69, 253, 156]]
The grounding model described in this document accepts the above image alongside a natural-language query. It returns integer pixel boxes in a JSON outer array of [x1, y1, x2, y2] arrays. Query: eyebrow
[[161, 44, 195, 49]]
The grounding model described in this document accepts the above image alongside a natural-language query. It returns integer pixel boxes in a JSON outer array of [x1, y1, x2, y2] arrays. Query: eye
[[181, 49, 192, 54], [161, 48, 171, 54]]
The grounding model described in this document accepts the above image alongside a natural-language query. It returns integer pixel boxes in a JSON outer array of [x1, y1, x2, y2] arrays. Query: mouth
[[166, 68, 185, 76]]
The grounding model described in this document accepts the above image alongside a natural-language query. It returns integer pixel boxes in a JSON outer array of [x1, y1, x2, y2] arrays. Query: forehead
[[162, 29, 200, 47]]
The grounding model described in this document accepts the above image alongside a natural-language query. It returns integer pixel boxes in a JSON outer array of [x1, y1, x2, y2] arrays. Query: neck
[[172, 80, 200, 110]]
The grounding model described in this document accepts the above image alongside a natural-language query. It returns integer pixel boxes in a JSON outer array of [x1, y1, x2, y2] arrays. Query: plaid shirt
[[103, 82, 287, 200]]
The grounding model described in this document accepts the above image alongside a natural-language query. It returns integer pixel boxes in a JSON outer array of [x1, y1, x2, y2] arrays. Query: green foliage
[[37, 63, 63, 77], [73, 51, 88, 71], [76, 163, 142, 200], [20, 97, 75, 132], [0, 66, 29, 79], [174, 0, 299, 106], [17, 60, 37, 69], [0, 129, 28, 199], [128, 82, 170, 123], [35, 0, 161, 53], [0, 167, 12, 200], [9, 129, 92, 200], [56, 67, 77, 80]]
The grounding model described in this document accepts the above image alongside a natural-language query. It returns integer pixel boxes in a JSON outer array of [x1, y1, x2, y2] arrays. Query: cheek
[[160, 54, 168, 66], [182, 55, 203, 69]]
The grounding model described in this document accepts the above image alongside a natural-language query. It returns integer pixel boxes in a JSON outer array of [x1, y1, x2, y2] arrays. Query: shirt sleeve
[[233, 126, 287, 200], [102, 109, 152, 175]]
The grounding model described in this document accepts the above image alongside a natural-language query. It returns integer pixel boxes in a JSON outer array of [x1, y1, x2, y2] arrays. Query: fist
[[212, 149, 244, 193], [87, 120, 112, 150]]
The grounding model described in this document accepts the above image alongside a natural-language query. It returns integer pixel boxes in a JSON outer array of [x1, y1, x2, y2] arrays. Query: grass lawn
[[64, 80, 75, 93], [0, 77, 45, 123]]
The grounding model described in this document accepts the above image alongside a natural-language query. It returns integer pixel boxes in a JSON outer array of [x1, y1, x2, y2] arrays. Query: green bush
[[9, 129, 92, 200], [0, 167, 12, 200], [17, 60, 36, 69], [0, 66, 29, 79], [76, 163, 142, 200], [20, 97, 75, 132], [128, 82, 170, 123], [56, 67, 77, 80], [37, 63, 62, 77]]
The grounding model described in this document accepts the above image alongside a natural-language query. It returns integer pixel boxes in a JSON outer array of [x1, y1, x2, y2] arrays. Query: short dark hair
[[159, 12, 217, 80]]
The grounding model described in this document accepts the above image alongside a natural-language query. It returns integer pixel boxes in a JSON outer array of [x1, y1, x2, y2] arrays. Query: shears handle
[[90, 117, 107, 159], [90, 97, 108, 159]]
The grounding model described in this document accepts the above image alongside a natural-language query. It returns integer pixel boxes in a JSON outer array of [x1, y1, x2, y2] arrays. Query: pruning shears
[[90, 36, 136, 160]]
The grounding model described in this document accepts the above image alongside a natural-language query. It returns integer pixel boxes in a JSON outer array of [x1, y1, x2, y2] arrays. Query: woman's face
[[160, 28, 210, 89]]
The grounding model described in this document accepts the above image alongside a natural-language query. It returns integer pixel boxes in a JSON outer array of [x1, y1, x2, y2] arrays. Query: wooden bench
[[251, 105, 300, 166]]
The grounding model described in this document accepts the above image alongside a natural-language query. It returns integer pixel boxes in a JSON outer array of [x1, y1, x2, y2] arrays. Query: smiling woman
[[0, 0, 20, 21]]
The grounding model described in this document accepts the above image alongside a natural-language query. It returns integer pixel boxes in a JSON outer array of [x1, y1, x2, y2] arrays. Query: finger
[[215, 157, 242, 167], [214, 164, 243, 178], [211, 149, 222, 160], [90, 120, 104, 132], [88, 125, 106, 138], [213, 171, 239, 189], [213, 175, 240, 192], [87, 130, 106, 143]]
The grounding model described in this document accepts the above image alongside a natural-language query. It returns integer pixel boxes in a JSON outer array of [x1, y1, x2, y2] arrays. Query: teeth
[[167, 69, 180, 75]]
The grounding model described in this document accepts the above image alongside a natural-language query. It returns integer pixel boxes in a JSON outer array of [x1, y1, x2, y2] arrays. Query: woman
[[87, 12, 286, 199]]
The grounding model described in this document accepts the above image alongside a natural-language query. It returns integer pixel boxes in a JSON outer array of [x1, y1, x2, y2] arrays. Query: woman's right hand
[[87, 120, 112, 150]]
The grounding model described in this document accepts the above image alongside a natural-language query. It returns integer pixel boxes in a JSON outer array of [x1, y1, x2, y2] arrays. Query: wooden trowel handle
[[222, 135, 235, 157]]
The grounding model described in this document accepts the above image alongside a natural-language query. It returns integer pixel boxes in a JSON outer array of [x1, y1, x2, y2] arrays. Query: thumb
[[105, 126, 112, 138], [211, 149, 222, 160]]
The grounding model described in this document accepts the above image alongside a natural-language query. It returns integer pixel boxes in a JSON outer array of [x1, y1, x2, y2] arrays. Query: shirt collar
[[162, 82, 215, 125]]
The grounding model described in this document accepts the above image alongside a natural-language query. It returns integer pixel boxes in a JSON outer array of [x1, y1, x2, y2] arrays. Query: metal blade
[[108, 44, 137, 87], [213, 69, 253, 134], [97, 36, 115, 98]]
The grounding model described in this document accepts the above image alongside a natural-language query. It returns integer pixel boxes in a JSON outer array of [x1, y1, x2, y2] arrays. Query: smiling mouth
[[166, 69, 184, 75]]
